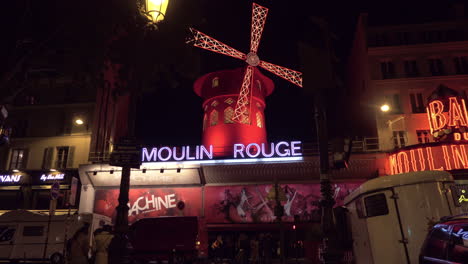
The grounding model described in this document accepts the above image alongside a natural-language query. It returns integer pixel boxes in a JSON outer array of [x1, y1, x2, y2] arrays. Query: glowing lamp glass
[[380, 104, 390, 112], [75, 119, 84, 125], [146, 0, 169, 23]]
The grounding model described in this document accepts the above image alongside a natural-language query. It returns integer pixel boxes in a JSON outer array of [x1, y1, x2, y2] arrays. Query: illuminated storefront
[[0, 169, 79, 213], [78, 140, 373, 258]]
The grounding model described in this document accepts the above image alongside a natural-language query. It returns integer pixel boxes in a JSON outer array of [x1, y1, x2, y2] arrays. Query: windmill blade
[[232, 66, 254, 124], [188, 28, 246, 60], [250, 3, 269, 53], [259, 60, 303, 88]]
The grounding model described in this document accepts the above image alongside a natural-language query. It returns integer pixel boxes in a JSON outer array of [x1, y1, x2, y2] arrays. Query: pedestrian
[[68, 224, 90, 264], [92, 225, 114, 264], [250, 236, 259, 264]]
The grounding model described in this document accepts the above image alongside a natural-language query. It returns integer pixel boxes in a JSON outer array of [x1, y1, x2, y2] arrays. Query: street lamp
[[109, 2, 170, 264], [145, 0, 169, 23], [380, 104, 390, 112]]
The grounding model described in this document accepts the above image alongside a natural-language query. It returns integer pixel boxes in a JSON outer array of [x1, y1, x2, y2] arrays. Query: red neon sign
[[388, 144, 468, 175], [426, 97, 468, 140]]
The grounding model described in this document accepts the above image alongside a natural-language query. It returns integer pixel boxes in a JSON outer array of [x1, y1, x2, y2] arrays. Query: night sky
[[1, 0, 462, 146]]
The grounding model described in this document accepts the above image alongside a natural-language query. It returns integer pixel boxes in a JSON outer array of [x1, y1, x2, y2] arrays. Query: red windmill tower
[[189, 3, 303, 157]]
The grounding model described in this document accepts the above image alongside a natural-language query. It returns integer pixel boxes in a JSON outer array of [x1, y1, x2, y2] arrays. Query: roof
[[344, 170, 454, 204]]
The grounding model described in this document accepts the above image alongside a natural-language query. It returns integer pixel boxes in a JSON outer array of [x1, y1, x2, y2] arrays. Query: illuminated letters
[[427, 100, 446, 131], [388, 144, 468, 175], [448, 97, 468, 127], [141, 141, 303, 162], [233, 144, 245, 158], [0, 175, 22, 183], [40, 174, 65, 181], [246, 143, 261, 158]]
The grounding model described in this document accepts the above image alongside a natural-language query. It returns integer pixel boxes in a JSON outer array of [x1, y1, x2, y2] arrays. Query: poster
[[204, 183, 362, 223], [94, 187, 202, 224]]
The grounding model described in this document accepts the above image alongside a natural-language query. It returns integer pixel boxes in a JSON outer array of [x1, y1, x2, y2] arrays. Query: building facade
[[0, 54, 95, 213], [346, 6, 468, 185]]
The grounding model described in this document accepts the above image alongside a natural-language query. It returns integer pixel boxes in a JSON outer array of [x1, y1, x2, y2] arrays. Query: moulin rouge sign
[[141, 141, 302, 162], [389, 96, 468, 175]]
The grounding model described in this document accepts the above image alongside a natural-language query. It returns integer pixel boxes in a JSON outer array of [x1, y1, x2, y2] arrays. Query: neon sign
[[459, 190, 468, 203], [142, 141, 302, 162], [40, 174, 65, 182], [127, 193, 177, 216], [0, 175, 22, 183], [426, 96, 468, 140], [388, 144, 468, 175]]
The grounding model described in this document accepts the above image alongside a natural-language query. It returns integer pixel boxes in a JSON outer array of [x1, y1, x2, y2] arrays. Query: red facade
[[193, 68, 275, 157]]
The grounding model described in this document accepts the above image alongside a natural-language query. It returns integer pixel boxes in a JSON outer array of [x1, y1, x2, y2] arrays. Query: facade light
[[75, 118, 84, 125], [12, 169, 19, 173], [380, 104, 390, 112]]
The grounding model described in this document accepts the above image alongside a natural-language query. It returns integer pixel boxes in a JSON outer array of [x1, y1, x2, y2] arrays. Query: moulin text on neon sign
[[142, 141, 302, 162], [426, 96, 468, 140], [388, 144, 468, 175]]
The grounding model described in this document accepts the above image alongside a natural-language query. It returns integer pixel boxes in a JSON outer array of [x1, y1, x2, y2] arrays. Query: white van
[[0, 210, 110, 264], [344, 170, 465, 264]]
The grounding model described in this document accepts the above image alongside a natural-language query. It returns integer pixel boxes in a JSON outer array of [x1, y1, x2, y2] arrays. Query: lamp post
[[108, 2, 169, 264]]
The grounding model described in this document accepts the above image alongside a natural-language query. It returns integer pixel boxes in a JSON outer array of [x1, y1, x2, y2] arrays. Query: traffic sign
[[109, 138, 142, 169], [51, 182, 60, 200]]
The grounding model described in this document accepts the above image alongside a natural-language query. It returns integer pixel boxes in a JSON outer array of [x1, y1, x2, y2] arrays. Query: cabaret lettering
[[0, 175, 22, 183], [426, 97, 468, 135], [40, 174, 65, 182], [388, 144, 468, 175], [142, 141, 303, 162], [127, 193, 177, 216]]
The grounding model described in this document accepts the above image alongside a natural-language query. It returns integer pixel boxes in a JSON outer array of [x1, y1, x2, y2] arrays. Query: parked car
[[419, 213, 468, 264]]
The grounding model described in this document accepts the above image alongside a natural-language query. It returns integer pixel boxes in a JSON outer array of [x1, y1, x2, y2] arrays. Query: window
[[55, 146, 74, 169], [393, 131, 406, 148], [380, 61, 395, 79], [9, 149, 27, 170], [454, 56, 468, 74], [212, 77, 219, 88], [0, 226, 16, 242], [429, 59, 445, 76], [364, 193, 389, 217], [23, 226, 44, 236], [410, 93, 425, 113], [256, 112, 263, 128], [404, 60, 419, 77], [209, 110, 218, 126], [417, 130, 431, 144], [224, 107, 234, 124]]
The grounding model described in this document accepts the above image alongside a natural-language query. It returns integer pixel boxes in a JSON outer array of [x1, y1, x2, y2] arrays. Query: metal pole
[[314, 93, 341, 264], [109, 91, 137, 264]]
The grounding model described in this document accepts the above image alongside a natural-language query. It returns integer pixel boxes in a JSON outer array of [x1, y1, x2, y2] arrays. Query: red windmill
[[189, 2, 302, 157]]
